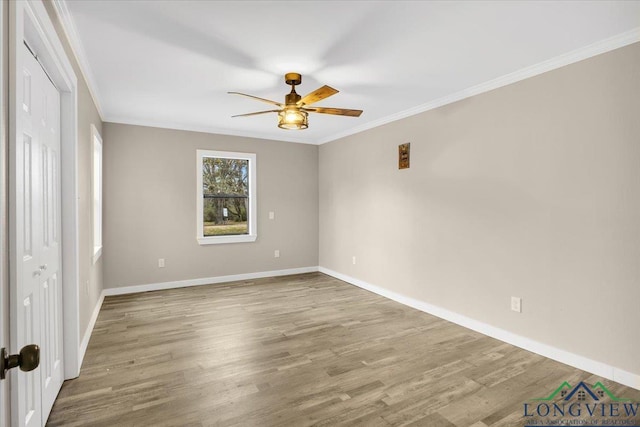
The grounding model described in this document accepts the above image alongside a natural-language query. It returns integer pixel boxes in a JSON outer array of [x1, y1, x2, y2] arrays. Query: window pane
[[202, 157, 249, 236]]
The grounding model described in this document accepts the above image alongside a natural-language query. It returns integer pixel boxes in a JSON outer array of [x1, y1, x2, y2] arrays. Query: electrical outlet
[[511, 296, 522, 313], [352, 256, 356, 265], [274, 250, 280, 258], [269, 211, 275, 220], [158, 258, 165, 268]]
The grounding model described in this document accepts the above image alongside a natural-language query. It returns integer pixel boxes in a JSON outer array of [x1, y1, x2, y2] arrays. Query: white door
[[11, 42, 64, 427], [36, 46, 64, 422]]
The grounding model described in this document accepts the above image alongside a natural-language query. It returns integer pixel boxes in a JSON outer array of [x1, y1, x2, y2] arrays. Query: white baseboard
[[614, 368, 640, 391], [78, 291, 105, 367], [318, 267, 640, 391], [102, 266, 319, 296]]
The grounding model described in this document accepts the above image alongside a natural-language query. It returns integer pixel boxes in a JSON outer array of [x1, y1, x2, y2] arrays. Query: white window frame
[[91, 124, 103, 263], [196, 149, 257, 245]]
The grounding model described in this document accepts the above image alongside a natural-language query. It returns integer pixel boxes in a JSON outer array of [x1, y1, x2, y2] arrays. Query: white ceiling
[[59, 0, 640, 144]]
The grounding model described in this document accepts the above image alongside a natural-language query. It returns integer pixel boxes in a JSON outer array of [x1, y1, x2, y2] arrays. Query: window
[[196, 150, 257, 244], [91, 124, 103, 263]]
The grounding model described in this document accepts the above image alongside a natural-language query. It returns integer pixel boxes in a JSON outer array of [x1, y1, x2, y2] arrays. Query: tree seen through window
[[202, 157, 249, 236]]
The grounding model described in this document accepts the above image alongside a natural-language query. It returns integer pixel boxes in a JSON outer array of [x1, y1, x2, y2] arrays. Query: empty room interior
[[1, 1, 640, 426]]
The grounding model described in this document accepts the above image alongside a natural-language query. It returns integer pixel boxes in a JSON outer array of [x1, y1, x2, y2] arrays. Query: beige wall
[[319, 42, 640, 376], [102, 123, 318, 288], [42, 2, 104, 345]]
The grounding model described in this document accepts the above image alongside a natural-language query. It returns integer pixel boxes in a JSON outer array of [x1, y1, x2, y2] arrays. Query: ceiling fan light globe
[[278, 109, 308, 130]]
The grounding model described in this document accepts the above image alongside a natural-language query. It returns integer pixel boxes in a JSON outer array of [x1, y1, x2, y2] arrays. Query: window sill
[[198, 235, 257, 245]]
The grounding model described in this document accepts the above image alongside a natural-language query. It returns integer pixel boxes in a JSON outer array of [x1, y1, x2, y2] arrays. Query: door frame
[[8, 0, 80, 420], [2, 1, 10, 426]]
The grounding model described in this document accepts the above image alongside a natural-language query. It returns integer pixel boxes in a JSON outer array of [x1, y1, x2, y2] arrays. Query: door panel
[[12, 43, 63, 427], [22, 135, 33, 258], [39, 69, 62, 419], [16, 46, 43, 427]]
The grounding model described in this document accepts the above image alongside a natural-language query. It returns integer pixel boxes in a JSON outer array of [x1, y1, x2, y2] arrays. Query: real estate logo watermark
[[523, 381, 639, 426]]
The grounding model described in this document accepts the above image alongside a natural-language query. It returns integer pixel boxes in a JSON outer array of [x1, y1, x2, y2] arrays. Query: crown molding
[[51, 0, 105, 119], [319, 28, 640, 145], [104, 115, 317, 145]]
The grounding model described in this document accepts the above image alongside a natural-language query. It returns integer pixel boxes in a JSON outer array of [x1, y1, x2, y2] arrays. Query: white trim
[[196, 149, 257, 245], [103, 266, 319, 296], [91, 247, 101, 265], [90, 124, 102, 264], [318, 267, 640, 391], [78, 292, 104, 365], [197, 235, 257, 245], [59, 78, 80, 381], [317, 28, 640, 144], [614, 369, 640, 391], [0, 1, 9, 426], [49, 0, 104, 119], [106, 116, 316, 145]]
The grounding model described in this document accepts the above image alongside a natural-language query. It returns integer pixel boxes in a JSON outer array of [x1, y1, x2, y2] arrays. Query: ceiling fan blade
[[297, 85, 339, 106], [303, 107, 363, 117], [228, 92, 283, 107], [231, 109, 281, 118]]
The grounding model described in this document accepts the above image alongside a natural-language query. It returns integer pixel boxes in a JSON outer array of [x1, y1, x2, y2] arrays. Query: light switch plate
[[511, 296, 522, 313]]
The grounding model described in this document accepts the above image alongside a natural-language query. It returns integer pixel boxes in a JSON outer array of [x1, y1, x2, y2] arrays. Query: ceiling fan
[[229, 72, 363, 130]]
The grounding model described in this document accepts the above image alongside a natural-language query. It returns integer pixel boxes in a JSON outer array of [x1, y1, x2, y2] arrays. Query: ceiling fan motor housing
[[285, 72, 302, 86], [285, 92, 301, 105]]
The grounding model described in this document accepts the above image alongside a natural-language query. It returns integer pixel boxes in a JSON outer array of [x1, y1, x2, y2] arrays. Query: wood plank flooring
[[47, 273, 640, 426]]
